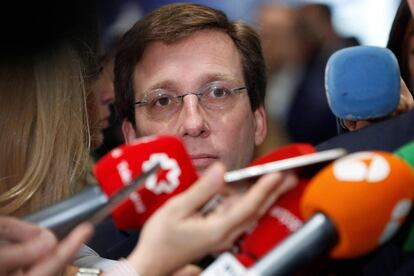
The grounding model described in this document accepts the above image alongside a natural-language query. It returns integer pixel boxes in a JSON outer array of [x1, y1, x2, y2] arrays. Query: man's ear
[[122, 119, 137, 144], [253, 106, 267, 146]]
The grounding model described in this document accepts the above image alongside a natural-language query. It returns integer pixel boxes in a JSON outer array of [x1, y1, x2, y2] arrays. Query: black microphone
[[24, 186, 107, 239], [24, 164, 158, 240]]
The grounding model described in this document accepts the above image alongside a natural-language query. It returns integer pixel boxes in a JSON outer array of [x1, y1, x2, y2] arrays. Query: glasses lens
[[144, 90, 179, 120], [200, 83, 240, 109]]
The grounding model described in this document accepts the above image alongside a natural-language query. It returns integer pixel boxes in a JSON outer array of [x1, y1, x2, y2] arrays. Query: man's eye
[[209, 86, 229, 98], [152, 95, 172, 107]]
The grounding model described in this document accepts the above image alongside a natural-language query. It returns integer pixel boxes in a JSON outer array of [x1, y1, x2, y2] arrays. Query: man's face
[[122, 30, 267, 174], [257, 6, 300, 72], [88, 61, 115, 149]]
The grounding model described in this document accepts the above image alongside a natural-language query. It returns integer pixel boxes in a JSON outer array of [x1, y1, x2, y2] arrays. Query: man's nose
[[99, 65, 115, 105], [178, 95, 209, 137]]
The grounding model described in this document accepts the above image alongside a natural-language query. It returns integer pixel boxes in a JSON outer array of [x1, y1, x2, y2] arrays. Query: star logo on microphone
[[142, 153, 181, 194]]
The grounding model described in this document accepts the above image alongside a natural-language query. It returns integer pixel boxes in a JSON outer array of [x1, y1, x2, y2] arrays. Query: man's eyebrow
[[144, 80, 177, 94], [199, 73, 239, 84], [140, 73, 239, 96]]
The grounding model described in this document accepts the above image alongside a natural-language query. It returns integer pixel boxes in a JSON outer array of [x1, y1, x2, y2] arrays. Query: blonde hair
[[0, 45, 91, 216]]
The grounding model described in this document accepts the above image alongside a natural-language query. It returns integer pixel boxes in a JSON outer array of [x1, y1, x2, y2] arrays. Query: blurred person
[[0, 1, 118, 273], [88, 55, 116, 150], [0, 40, 123, 273], [256, 3, 302, 125], [333, 0, 414, 133], [286, 3, 359, 145], [92, 1, 144, 159], [0, 40, 110, 275], [401, 20, 414, 92], [253, 3, 301, 157], [88, 53, 126, 161], [0, 46, 93, 217], [388, 2, 414, 93], [0, 0, 108, 217]]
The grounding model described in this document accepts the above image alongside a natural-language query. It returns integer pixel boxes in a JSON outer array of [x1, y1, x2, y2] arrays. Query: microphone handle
[[24, 186, 108, 239], [248, 213, 338, 276]]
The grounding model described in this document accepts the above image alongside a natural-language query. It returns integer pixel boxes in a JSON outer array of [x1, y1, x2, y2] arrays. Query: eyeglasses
[[134, 81, 247, 120]]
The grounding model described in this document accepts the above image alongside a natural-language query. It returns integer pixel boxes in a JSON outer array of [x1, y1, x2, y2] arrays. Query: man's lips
[[190, 154, 218, 168]]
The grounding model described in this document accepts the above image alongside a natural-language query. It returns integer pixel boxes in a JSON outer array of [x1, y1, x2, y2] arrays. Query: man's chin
[[192, 158, 217, 175], [195, 166, 207, 176], [194, 163, 218, 176]]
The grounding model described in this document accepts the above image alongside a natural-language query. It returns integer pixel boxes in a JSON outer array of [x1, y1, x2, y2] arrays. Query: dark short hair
[[114, 3, 266, 125]]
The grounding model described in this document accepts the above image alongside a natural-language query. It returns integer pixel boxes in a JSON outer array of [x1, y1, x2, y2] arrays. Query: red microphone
[[237, 179, 309, 267], [236, 144, 315, 266], [95, 135, 198, 229], [249, 144, 316, 166]]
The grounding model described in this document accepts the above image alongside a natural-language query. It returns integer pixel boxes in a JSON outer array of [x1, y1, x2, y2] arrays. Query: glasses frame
[[133, 82, 247, 119], [134, 85, 246, 106]]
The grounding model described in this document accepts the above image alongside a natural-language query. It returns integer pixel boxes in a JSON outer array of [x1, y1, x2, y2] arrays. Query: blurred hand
[[171, 264, 202, 276], [0, 216, 92, 276], [128, 162, 297, 276]]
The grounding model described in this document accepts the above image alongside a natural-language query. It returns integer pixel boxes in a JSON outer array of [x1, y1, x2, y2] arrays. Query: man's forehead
[[136, 30, 238, 65], [139, 73, 238, 92], [132, 29, 244, 95]]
